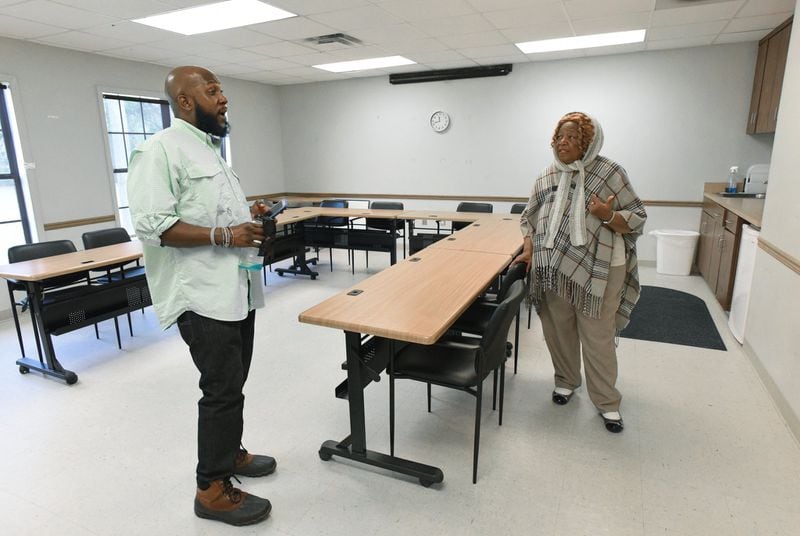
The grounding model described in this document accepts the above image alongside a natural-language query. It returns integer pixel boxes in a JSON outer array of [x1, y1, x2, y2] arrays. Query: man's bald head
[[164, 66, 229, 136]]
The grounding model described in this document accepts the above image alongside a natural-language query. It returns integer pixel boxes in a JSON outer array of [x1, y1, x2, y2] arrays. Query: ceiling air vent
[[305, 33, 362, 46]]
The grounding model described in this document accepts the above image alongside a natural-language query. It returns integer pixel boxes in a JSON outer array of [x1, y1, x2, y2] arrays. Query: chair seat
[[451, 301, 496, 334], [394, 340, 480, 388], [92, 265, 146, 284]]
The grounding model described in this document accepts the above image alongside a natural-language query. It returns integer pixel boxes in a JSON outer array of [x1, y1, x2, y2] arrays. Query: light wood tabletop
[[429, 216, 523, 256], [0, 241, 143, 282], [298, 247, 510, 344], [275, 207, 406, 226], [397, 210, 490, 223]]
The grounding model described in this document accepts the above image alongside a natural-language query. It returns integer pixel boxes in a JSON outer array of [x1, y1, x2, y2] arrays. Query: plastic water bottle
[[726, 166, 739, 193]]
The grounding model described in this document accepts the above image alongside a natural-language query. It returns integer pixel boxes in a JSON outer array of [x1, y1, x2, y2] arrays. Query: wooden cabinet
[[696, 200, 741, 310], [747, 17, 793, 134]]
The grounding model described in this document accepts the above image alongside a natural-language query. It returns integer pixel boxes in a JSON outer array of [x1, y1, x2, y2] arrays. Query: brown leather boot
[[234, 448, 277, 477], [194, 478, 271, 526]]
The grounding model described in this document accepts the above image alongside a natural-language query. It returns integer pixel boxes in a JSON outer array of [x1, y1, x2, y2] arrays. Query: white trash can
[[649, 229, 700, 276]]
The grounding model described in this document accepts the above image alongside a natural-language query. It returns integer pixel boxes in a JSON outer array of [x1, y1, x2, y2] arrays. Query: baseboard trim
[[742, 339, 800, 445]]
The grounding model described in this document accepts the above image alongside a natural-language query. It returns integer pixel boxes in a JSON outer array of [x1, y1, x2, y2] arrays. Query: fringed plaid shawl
[[520, 155, 647, 331]]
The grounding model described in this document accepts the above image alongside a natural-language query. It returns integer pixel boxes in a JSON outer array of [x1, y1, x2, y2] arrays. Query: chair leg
[[514, 311, 520, 374], [113, 317, 122, 350], [94, 323, 100, 340], [365, 250, 369, 268], [427, 382, 432, 413], [389, 374, 396, 456], [9, 289, 25, 357], [473, 380, 483, 484], [492, 369, 497, 410], [527, 302, 532, 329], [127, 312, 133, 337], [329, 249, 333, 272], [29, 307, 44, 362], [499, 364, 506, 426]]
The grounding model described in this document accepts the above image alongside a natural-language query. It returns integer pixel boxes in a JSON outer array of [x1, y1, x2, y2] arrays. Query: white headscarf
[[543, 113, 604, 249]]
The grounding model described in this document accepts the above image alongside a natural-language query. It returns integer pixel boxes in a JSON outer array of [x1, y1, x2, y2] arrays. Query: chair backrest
[[366, 201, 404, 231], [82, 227, 131, 250], [510, 203, 526, 214], [454, 202, 493, 231], [316, 199, 349, 227], [7, 240, 87, 289], [477, 280, 525, 376], [494, 262, 527, 304]]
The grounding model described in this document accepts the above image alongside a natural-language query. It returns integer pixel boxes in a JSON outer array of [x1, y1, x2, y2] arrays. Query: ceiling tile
[[483, 4, 568, 29], [583, 41, 647, 56], [652, 1, 744, 27], [499, 22, 576, 42], [474, 54, 530, 65], [349, 23, 428, 45], [34, 30, 134, 51], [201, 47, 270, 64], [0, 13, 64, 38], [420, 59, 479, 69], [645, 35, 715, 50], [83, 21, 177, 44], [522, 49, 587, 62], [564, 0, 655, 20], [738, 0, 796, 17], [376, 0, 477, 22], [327, 44, 397, 60], [572, 12, 651, 34], [241, 57, 302, 70], [154, 36, 225, 54], [244, 40, 318, 57], [49, 0, 175, 19], [203, 28, 280, 48], [649, 20, 727, 40], [1, 0, 118, 30], [308, 5, 403, 31], [207, 63, 263, 76], [406, 49, 467, 63], [99, 44, 178, 62], [268, 0, 373, 16], [412, 14, 495, 37], [466, 0, 559, 10], [714, 29, 772, 43], [279, 51, 340, 66], [456, 43, 525, 59], [725, 13, 794, 33], [249, 16, 337, 40], [381, 38, 450, 55], [437, 30, 508, 49]]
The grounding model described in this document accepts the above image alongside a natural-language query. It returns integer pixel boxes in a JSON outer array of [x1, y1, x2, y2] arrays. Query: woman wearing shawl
[[513, 112, 646, 433]]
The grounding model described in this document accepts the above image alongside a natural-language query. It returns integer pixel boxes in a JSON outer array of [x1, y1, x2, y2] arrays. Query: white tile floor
[[1, 248, 799, 535]]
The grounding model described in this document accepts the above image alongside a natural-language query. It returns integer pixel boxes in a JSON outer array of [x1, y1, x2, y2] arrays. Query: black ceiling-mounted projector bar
[[389, 64, 513, 85]]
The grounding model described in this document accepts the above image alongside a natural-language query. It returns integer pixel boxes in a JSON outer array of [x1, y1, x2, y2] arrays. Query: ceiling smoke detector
[[305, 33, 362, 46]]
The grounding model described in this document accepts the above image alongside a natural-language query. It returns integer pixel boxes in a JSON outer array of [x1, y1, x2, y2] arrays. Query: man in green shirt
[[128, 66, 273, 526]]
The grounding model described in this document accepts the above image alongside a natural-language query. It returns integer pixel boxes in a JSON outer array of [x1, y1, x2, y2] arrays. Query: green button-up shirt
[[127, 118, 263, 329]]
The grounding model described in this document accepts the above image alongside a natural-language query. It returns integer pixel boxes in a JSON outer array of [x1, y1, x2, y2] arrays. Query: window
[[102, 94, 172, 235], [0, 83, 32, 264]]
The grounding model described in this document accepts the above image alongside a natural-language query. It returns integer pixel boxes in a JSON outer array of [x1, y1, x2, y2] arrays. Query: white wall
[[278, 43, 772, 207], [0, 36, 285, 236], [745, 9, 800, 435], [0, 36, 286, 318]]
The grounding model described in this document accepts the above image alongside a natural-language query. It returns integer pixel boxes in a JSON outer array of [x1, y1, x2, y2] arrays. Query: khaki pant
[[539, 265, 626, 413]]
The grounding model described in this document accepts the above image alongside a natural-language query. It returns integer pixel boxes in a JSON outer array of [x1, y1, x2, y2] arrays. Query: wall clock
[[430, 110, 450, 132]]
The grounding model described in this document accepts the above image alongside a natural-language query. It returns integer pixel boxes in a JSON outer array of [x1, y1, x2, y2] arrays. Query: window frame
[[0, 82, 32, 245]]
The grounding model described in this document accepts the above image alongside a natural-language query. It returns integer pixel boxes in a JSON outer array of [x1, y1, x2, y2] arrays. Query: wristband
[[210, 227, 217, 246], [601, 211, 616, 225]]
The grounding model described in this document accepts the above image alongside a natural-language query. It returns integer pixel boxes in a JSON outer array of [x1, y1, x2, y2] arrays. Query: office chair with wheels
[[450, 261, 527, 374], [82, 227, 145, 347], [6, 240, 90, 359], [389, 280, 525, 484], [510, 203, 526, 214], [365, 201, 405, 267], [453, 201, 493, 232]]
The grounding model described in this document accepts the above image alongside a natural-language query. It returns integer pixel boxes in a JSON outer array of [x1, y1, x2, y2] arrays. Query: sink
[[719, 192, 766, 199]]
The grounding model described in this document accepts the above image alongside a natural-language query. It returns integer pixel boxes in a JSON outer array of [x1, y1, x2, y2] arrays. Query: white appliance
[[728, 224, 760, 343], [743, 164, 769, 194]]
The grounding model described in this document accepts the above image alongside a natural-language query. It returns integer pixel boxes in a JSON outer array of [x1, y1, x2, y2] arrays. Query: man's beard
[[195, 104, 230, 137]]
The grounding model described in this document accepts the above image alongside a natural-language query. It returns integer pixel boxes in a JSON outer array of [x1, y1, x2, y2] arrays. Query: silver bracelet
[[210, 227, 217, 246], [601, 211, 616, 225]]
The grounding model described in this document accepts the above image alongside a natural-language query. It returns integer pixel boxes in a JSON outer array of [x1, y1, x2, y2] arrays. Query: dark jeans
[[177, 310, 256, 488]]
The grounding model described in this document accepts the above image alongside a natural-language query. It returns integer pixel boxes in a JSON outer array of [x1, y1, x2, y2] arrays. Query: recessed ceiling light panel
[[313, 56, 416, 73], [516, 30, 646, 54], [133, 0, 296, 35]]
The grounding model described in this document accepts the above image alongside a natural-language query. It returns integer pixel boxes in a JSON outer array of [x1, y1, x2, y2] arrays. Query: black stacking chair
[[510, 203, 526, 214], [450, 261, 527, 374], [389, 280, 525, 484], [307, 199, 349, 272], [453, 202, 493, 232], [82, 228, 145, 347], [365, 201, 405, 267], [6, 240, 90, 359]]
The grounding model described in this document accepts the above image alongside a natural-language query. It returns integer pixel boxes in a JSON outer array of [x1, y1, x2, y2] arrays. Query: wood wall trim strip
[[758, 237, 800, 276], [251, 192, 702, 208], [43, 215, 116, 231]]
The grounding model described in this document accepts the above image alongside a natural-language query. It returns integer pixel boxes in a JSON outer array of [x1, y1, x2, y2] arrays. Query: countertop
[[703, 191, 764, 228]]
